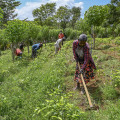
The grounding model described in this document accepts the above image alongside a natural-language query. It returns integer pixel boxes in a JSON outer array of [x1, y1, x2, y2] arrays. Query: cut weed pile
[[0, 37, 120, 120]]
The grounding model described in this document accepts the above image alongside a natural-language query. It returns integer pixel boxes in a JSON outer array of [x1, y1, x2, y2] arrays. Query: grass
[[0, 37, 120, 119]]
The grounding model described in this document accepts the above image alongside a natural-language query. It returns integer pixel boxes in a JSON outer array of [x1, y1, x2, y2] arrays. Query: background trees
[[0, 0, 119, 61], [32, 4, 81, 30], [24, 22, 41, 54], [56, 6, 71, 30], [0, 29, 8, 55], [0, 8, 3, 26], [32, 3, 56, 26], [84, 5, 109, 49], [70, 6, 81, 29], [0, 0, 21, 26], [5, 19, 27, 61]]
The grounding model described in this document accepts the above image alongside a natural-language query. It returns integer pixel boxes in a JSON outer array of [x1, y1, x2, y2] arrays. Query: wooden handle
[[78, 63, 93, 107]]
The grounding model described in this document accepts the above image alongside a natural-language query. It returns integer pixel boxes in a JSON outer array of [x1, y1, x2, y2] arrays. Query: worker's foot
[[74, 86, 80, 90], [74, 81, 81, 90], [80, 87, 85, 94]]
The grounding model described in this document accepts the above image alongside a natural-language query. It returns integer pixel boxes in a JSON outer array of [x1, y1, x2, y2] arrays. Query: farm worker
[[73, 34, 96, 93], [15, 48, 22, 58], [32, 43, 43, 58], [58, 30, 64, 39], [19, 42, 24, 52], [54, 37, 65, 54]]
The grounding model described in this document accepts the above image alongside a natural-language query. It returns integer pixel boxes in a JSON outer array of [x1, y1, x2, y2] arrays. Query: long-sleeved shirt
[[55, 39, 63, 48], [73, 40, 96, 70], [32, 43, 40, 51]]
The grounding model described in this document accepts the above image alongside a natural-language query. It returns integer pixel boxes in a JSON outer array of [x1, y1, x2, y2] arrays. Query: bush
[[101, 85, 118, 100], [112, 70, 120, 87], [114, 37, 120, 45]]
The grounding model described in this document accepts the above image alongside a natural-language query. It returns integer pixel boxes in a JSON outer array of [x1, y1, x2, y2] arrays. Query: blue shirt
[[32, 43, 40, 51]]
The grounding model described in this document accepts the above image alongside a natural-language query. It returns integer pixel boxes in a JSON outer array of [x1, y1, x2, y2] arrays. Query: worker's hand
[[80, 69, 83, 74], [76, 62, 79, 69]]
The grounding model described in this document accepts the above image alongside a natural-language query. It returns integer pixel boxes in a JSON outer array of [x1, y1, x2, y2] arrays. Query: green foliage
[[101, 85, 118, 100], [5, 19, 26, 43], [0, 0, 21, 24], [0, 37, 120, 119], [71, 6, 81, 29], [33, 89, 85, 120], [49, 29, 60, 42], [0, 29, 8, 50], [64, 28, 81, 40], [93, 101, 120, 120], [107, 2, 120, 25], [0, 8, 3, 26], [25, 22, 41, 43], [0, 41, 89, 119], [40, 26, 49, 42], [32, 3, 56, 26], [114, 37, 120, 45], [70, 30, 78, 39], [114, 23, 120, 36], [112, 70, 120, 87], [75, 18, 90, 34], [84, 5, 109, 27], [56, 6, 71, 29]]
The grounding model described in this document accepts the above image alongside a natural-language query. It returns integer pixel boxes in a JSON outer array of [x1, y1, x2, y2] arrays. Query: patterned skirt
[[74, 61, 95, 84]]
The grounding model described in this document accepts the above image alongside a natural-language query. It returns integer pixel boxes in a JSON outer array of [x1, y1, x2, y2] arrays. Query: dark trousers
[[32, 49, 37, 58]]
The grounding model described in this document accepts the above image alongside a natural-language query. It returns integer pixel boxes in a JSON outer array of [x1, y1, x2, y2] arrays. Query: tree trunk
[[93, 35, 95, 49], [91, 25, 96, 49], [11, 44, 15, 62], [91, 26, 95, 49], [27, 45, 29, 55], [0, 45, 1, 56], [44, 40, 46, 47]]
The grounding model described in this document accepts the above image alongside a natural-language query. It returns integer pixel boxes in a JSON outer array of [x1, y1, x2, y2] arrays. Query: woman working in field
[[73, 34, 96, 94]]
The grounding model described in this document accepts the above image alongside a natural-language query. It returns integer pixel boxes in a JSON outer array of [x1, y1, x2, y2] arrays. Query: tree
[[75, 18, 90, 34], [111, 0, 120, 6], [71, 6, 81, 29], [0, 29, 8, 55], [5, 19, 26, 61], [0, 8, 3, 27], [0, 0, 21, 25], [105, 0, 120, 37], [84, 5, 109, 49], [24, 22, 41, 54], [32, 3, 56, 26], [56, 6, 71, 30]]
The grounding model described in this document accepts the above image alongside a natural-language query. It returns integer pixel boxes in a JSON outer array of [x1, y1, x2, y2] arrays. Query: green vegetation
[[0, 37, 120, 119], [0, 0, 120, 119]]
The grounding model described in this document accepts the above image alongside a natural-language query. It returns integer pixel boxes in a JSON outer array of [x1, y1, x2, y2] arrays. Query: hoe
[[78, 63, 99, 110]]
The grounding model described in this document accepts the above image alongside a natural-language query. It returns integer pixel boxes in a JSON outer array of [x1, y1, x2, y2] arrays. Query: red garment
[[15, 48, 22, 56], [74, 62, 95, 84], [58, 33, 64, 39]]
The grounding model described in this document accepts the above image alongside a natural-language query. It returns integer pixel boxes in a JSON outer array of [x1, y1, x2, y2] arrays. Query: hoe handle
[[78, 63, 93, 108]]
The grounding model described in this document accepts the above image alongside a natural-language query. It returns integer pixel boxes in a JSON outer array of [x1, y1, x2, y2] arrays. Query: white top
[[54, 39, 62, 48], [75, 46, 84, 59]]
